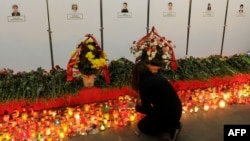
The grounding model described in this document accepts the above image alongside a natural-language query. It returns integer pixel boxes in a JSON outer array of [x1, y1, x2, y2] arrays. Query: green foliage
[[108, 57, 135, 87], [0, 54, 250, 103], [0, 66, 82, 103]]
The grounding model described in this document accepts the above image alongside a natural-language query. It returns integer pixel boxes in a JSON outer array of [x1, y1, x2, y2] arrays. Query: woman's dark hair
[[240, 4, 244, 8], [131, 61, 151, 91]]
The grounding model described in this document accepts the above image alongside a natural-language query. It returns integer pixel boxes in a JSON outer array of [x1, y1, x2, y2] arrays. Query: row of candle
[[0, 81, 249, 140], [0, 96, 144, 140], [178, 81, 250, 113]]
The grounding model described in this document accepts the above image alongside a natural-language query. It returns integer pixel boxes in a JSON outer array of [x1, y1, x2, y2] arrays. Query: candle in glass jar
[[43, 110, 47, 116], [106, 120, 111, 128], [219, 100, 226, 109], [113, 111, 119, 119], [67, 108, 73, 117], [47, 136, 53, 141], [114, 120, 118, 125], [3, 132, 11, 140], [52, 111, 57, 118], [203, 103, 210, 111], [32, 111, 39, 118], [59, 131, 65, 139], [30, 129, 36, 139], [103, 103, 109, 113], [103, 113, 110, 120], [83, 104, 90, 113], [46, 127, 51, 136], [100, 123, 105, 131], [74, 113, 80, 125], [21, 113, 28, 121], [62, 125, 68, 133], [103, 118, 108, 125], [129, 114, 135, 121], [108, 100, 113, 107], [48, 110, 53, 116], [118, 119, 124, 126], [194, 106, 199, 113]]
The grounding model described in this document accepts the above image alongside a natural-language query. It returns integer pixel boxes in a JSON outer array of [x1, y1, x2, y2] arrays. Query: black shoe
[[169, 128, 178, 141], [178, 123, 183, 132], [169, 123, 183, 141], [160, 132, 171, 141]]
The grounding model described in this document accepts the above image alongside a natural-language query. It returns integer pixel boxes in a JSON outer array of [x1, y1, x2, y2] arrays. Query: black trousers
[[137, 114, 181, 136]]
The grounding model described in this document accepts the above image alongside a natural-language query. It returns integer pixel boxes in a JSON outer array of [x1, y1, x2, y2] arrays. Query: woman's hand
[[136, 97, 142, 106]]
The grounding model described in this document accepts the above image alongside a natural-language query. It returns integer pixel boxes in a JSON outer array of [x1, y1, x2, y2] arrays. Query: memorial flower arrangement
[[66, 34, 110, 87], [76, 36, 107, 75], [66, 34, 108, 79], [130, 26, 177, 70]]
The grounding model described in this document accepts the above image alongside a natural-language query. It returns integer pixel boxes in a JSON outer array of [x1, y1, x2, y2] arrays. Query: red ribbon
[[66, 47, 81, 81], [170, 48, 177, 71], [102, 65, 111, 84]]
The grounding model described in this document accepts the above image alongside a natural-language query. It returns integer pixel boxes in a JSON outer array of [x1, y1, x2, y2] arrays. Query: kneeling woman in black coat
[[132, 62, 182, 140]]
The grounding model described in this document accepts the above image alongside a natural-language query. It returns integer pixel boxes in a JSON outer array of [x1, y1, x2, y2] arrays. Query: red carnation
[[151, 39, 155, 43], [160, 38, 164, 42], [146, 46, 151, 51]]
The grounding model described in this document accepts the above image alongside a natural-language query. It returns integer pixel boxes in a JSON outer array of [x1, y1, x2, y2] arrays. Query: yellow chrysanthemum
[[90, 59, 101, 69], [85, 52, 95, 60], [102, 52, 107, 58], [87, 44, 95, 51], [85, 38, 94, 44], [99, 58, 106, 66]]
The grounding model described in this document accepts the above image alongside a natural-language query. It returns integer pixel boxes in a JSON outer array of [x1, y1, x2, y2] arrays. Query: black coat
[[121, 9, 129, 13], [12, 12, 20, 16], [136, 72, 182, 119]]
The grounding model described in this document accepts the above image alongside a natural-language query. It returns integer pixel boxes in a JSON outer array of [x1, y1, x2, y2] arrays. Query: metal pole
[[46, 0, 54, 69], [146, 0, 150, 33], [220, 0, 229, 56], [100, 0, 104, 50], [186, 0, 192, 55]]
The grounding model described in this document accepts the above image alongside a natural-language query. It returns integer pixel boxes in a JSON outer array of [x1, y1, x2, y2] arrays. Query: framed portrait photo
[[67, 3, 83, 20], [8, 4, 25, 22], [117, 2, 132, 18]]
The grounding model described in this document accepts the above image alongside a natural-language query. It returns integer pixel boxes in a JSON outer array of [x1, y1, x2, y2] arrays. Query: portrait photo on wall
[[8, 4, 25, 22], [203, 3, 214, 17], [67, 3, 83, 20], [118, 2, 132, 18], [236, 4, 246, 17], [163, 2, 176, 17]]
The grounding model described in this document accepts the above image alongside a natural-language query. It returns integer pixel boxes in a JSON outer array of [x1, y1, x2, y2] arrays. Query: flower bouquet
[[66, 34, 110, 87], [130, 26, 177, 72]]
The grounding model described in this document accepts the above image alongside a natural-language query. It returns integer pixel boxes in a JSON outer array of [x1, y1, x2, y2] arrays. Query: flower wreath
[[130, 26, 177, 70]]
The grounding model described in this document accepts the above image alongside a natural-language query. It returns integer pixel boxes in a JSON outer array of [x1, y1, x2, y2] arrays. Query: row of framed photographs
[[6, 2, 247, 22]]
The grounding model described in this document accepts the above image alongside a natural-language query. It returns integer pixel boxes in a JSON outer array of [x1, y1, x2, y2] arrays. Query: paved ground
[[65, 103, 250, 141]]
